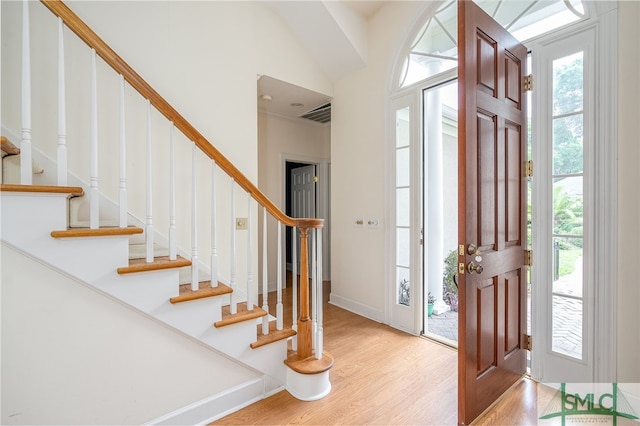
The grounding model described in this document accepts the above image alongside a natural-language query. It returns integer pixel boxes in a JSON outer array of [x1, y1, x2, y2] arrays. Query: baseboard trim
[[146, 377, 265, 425], [329, 293, 384, 323]]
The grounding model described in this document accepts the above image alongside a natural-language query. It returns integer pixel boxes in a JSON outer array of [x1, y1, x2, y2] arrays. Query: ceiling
[[258, 1, 389, 124], [257, 75, 332, 124]]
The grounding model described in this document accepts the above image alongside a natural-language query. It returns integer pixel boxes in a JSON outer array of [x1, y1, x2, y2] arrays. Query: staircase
[[0, 0, 332, 423]]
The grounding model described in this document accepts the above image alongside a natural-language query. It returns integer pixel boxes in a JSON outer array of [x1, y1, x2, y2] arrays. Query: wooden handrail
[[40, 0, 322, 230]]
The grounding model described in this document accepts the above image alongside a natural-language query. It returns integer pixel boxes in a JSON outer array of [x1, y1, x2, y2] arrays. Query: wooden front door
[[457, 1, 529, 424]]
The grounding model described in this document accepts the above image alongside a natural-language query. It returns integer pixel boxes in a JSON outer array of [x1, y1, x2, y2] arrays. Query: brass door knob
[[467, 262, 484, 274]]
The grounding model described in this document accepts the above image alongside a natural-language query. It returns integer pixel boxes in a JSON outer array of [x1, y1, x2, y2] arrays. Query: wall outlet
[[354, 217, 364, 228], [236, 217, 248, 230]]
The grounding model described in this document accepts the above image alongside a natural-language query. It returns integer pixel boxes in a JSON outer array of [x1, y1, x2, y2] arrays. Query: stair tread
[[0, 184, 84, 196], [250, 322, 297, 349], [117, 255, 191, 274], [170, 281, 233, 304], [51, 226, 143, 238], [284, 350, 334, 374], [214, 302, 267, 328]]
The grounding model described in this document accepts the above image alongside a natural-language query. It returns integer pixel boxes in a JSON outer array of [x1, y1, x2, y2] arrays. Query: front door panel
[[458, 1, 528, 424]]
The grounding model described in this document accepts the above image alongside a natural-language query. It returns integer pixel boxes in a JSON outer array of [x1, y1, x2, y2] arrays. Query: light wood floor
[[213, 278, 543, 425]]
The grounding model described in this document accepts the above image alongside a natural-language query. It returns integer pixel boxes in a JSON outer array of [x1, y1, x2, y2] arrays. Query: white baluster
[[57, 17, 67, 186], [246, 194, 253, 309], [292, 226, 298, 349], [210, 163, 218, 288], [145, 100, 154, 262], [20, 0, 32, 185], [191, 144, 198, 291], [316, 228, 324, 358], [118, 75, 127, 227], [311, 227, 317, 350], [276, 221, 283, 330], [261, 209, 269, 335], [89, 49, 99, 229], [168, 123, 177, 259], [230, 181, 237, 314]]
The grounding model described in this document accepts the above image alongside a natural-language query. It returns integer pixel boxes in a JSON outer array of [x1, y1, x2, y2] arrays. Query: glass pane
[[553, 177, 583, 235], [552, 236, 583, 295], [399, 1, 587, 89], [396, 228, 410, 267], [552, 114, 583, 175], [396, 107, 410, 148], [400, 1, 457, 87], [397, 267, 410, 306], [552, 294, 583, 359], [396, 147, 410, 186], [553, 52, 584, 116], [396, 188, 410, 227]]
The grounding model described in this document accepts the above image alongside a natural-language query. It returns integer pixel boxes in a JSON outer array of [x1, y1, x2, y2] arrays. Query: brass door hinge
[[524, 250, 533, 266], [524, 74, 534, 91], [525, 160, 533, 178], [313, 176, 319, 183], [526, 334, 532, 351]]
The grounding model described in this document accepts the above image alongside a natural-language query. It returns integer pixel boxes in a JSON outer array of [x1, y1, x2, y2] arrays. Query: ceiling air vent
[[299, 102, 331, 123]]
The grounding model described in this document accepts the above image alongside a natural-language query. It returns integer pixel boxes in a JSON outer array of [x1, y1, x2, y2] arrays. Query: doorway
[[285, 161, 317, 275], [422, 79, 459, 347]]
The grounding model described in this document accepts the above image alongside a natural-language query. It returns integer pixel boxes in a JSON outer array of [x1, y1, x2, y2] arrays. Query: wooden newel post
[[297, 226, 313, 359]]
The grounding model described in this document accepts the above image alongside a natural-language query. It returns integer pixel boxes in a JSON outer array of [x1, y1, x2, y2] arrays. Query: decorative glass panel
[[552, 115, 583, 175], [400, 1, 457, 87], [397, 228, 411, 268], [399, 0, 587, 88], [396, 188, 410, 227], [396, 108, 410, 147], [552, 236, 583, 293], [553, 52, 584, 116], [397, 267, 411, 306], [552, 294, 583, 359], [396, 147, 410, 186], [553, 177, 583, 236]]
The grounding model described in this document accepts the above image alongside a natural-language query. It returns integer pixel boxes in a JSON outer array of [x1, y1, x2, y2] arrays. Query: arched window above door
[[398, 0, 588, 88]]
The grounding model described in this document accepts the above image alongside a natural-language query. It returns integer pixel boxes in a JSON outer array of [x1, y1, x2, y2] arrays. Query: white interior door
[[292, 164, 317, 272]]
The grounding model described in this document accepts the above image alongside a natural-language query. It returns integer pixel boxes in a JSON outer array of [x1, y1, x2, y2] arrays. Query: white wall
[[330, 2, 423, 321], [257, 112, 331, 287], [1, 0, 332, 299], [617, 0, 640, 382], [1, 244, 259, 424]]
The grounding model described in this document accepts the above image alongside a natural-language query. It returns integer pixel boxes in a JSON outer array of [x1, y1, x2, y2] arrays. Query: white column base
[[285, 368, 331, 401]]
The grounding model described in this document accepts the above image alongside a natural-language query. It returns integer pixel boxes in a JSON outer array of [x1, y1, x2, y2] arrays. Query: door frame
[[281, 153, 331, 281], [528, 2, 618, 383]]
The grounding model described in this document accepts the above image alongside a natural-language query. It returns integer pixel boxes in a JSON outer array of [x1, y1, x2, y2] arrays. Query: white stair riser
[[1, 193, 68, 240], [1, 193, 130, 283], [154, 297, 224, 337], [93, 270, 180, 313]]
